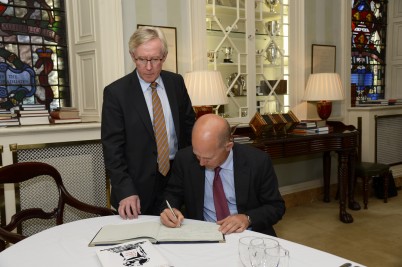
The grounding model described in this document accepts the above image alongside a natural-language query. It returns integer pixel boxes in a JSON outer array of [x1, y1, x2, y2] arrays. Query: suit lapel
[[191, 159, 206, 220], [233, 145, 250, 212], [130, 70, 154, 138]]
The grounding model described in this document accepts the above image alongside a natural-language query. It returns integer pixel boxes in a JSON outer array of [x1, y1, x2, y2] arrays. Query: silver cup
[[264, 0, 279, 13], [222, 46, 234, 63], [265, 42, 278, 64], [265, 20, 280, 36]]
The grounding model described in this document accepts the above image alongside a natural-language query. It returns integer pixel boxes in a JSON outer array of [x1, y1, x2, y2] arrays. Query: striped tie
[[151, 82, 170, 176]]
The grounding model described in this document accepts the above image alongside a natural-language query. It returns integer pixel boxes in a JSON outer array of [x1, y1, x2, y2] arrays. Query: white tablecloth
[[0, 215, 364, 267]]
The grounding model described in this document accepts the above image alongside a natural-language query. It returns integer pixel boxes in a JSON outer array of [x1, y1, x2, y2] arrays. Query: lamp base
[[193, 106, 213, 119], [316, 101, 332, 120]]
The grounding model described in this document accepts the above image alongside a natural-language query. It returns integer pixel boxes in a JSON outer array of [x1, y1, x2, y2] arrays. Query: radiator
[[376, 114, 402, 177]]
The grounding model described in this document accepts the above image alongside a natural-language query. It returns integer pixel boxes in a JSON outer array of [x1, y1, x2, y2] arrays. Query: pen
[[166, 200, 180, 225]]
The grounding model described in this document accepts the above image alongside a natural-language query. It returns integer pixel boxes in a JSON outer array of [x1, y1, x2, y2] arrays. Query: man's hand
[[216, 214, 250, 234], [160, 208, 184, 228], [118, 195, 141, 219]]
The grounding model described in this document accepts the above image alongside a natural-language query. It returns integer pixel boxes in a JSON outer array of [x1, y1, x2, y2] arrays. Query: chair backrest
[[0, 161, 116, 250], [9, 140, 111, 238], [10, 140, 110, 210]]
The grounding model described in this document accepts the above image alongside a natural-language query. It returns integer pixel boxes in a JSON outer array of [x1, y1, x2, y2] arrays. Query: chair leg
[[383, 171, 389, 203], [363, 176, 369, 209]]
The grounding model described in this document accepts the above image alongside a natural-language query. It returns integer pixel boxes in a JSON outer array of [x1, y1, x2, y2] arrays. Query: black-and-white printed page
[[96, 239, 169, 267]]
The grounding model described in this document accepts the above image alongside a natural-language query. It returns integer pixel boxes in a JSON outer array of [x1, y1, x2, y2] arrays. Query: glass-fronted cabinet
[[204, 0, 289, 121]]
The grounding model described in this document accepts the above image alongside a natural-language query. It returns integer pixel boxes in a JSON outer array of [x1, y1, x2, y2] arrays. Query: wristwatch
[[246, 215, 252, 226]]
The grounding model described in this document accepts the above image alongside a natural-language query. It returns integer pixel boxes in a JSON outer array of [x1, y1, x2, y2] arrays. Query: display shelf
[[205, 0, 289, 119]]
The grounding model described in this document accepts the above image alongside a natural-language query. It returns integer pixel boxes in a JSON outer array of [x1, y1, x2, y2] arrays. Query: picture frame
[[311, 44, 336, 73], [137, 24, 178, 73]]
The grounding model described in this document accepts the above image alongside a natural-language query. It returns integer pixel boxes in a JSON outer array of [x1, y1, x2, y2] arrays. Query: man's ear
[[225, 140, 234, 151], [129, 51, 136, 62], [161, 52, 168, 63]]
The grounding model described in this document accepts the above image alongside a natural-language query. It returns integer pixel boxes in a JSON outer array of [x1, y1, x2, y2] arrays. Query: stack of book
[[233, 135, 253, 144], [0, 109, 19, 127], [355, 99, 389, 106], [49, 107, 81, 124], [17, 104, 50, 126], [305, 125, 331, 134], [291, 120, 330, 135], [387, 99, 402, 105]]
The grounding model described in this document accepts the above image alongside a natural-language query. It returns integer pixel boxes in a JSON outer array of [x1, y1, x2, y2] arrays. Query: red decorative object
[[316, 101, 332, 120], [193, 106, 213, 119]]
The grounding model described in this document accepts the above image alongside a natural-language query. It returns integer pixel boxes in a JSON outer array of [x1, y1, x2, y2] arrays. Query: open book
[[89, 221, 225, 247], [96, 239, 169, 267]]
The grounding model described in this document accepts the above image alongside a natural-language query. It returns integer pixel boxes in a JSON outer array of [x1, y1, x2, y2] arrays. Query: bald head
[[192, 114, 231, 146], [192, 114, 233, 169]]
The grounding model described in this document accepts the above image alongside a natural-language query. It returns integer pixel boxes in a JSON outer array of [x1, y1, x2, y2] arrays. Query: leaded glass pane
[[0, 0, 70, 110], [351, 0, 387, 105]]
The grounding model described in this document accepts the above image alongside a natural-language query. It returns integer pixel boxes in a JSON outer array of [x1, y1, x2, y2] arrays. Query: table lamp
[[184, 70, 229, 119], [303, 73, 345, 120]]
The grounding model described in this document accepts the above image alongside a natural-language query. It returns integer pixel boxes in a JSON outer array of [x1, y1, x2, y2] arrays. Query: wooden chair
[[354, 117, 389, 209], [0, 161, 117, 251]]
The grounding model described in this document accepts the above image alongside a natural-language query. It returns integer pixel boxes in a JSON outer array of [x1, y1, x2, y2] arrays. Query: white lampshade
[[303, 73, 345, 101], [184, 70, 229, 106]]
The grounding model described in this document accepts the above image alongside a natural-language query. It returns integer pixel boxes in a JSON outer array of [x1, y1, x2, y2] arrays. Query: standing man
[[160, 114, 285, 236], [102, 26, 195, 219]]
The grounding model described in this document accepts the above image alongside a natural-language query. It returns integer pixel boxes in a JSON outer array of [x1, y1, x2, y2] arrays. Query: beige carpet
[[274, 190, 402, 267]]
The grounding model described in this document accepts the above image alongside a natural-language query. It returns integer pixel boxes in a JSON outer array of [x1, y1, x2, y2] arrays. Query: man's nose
[[199, 158, 207, 166]]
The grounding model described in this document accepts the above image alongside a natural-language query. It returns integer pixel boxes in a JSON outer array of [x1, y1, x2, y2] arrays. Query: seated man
[[160, 114, 285, 236]]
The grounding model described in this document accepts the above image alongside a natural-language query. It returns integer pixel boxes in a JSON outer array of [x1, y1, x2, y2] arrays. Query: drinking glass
[[249, 237, 279, 267], [238, 236, 255, 267], [265, 246, 289, 267]]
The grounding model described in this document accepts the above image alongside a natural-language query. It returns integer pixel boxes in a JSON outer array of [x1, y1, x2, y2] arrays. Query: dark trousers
[[143, 160, 174, 215]]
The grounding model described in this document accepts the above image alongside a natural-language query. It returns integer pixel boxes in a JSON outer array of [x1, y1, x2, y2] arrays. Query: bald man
[[160, 114, 285, 236]]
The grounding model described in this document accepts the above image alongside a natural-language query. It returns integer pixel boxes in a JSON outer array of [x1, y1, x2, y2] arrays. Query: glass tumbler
[[265, 246, 289, 267], [249, 237, 279, 267], [238, 236, 255, 267]]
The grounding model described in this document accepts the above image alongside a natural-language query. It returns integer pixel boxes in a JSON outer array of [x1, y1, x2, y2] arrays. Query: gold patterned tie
[[151, 82, 170, 176]]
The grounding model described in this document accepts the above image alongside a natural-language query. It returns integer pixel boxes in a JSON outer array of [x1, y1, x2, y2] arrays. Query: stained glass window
[[0, 0, 70, 111], [351, 0, 387, 104]]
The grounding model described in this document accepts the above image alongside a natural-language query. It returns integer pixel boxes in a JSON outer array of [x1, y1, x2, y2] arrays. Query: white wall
[[121, 0, 192, 76]]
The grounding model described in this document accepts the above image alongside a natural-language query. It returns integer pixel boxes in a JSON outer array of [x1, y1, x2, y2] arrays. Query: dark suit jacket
[[163, 143, 285, 236], [101, 69, 195, 212]]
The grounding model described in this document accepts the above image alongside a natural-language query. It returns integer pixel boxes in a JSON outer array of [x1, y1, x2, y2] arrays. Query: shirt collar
[[136, 70, 162, 93], [219, 149, 233, 171]]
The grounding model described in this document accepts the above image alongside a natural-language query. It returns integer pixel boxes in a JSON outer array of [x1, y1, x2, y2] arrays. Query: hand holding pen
[[160, 200, 183, 228]]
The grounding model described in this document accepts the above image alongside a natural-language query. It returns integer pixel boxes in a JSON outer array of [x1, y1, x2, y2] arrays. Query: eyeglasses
[[134, 57, 164, 66]]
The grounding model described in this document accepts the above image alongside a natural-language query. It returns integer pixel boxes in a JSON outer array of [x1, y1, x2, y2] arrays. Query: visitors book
[[89, 221, 225, 247], [96, 239, 169, 267]]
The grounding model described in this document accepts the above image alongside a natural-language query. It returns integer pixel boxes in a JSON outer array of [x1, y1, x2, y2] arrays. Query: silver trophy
[[222, 46, 234, 63], [207, 50, 219, 62], [264, 0, 279, 13], [265, 41, 278, 64], [265, 20, 280, 36]]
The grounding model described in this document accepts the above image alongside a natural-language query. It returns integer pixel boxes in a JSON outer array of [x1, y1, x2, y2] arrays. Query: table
[[0, 215, 365, 267], [239, 121, 360, 223]]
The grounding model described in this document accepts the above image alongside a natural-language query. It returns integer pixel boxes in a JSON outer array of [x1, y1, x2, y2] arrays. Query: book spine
[[49, 111, 62, 119]]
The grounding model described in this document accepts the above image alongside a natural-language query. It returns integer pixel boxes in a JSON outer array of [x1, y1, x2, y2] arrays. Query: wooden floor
[[274, 187, 402, 267]]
